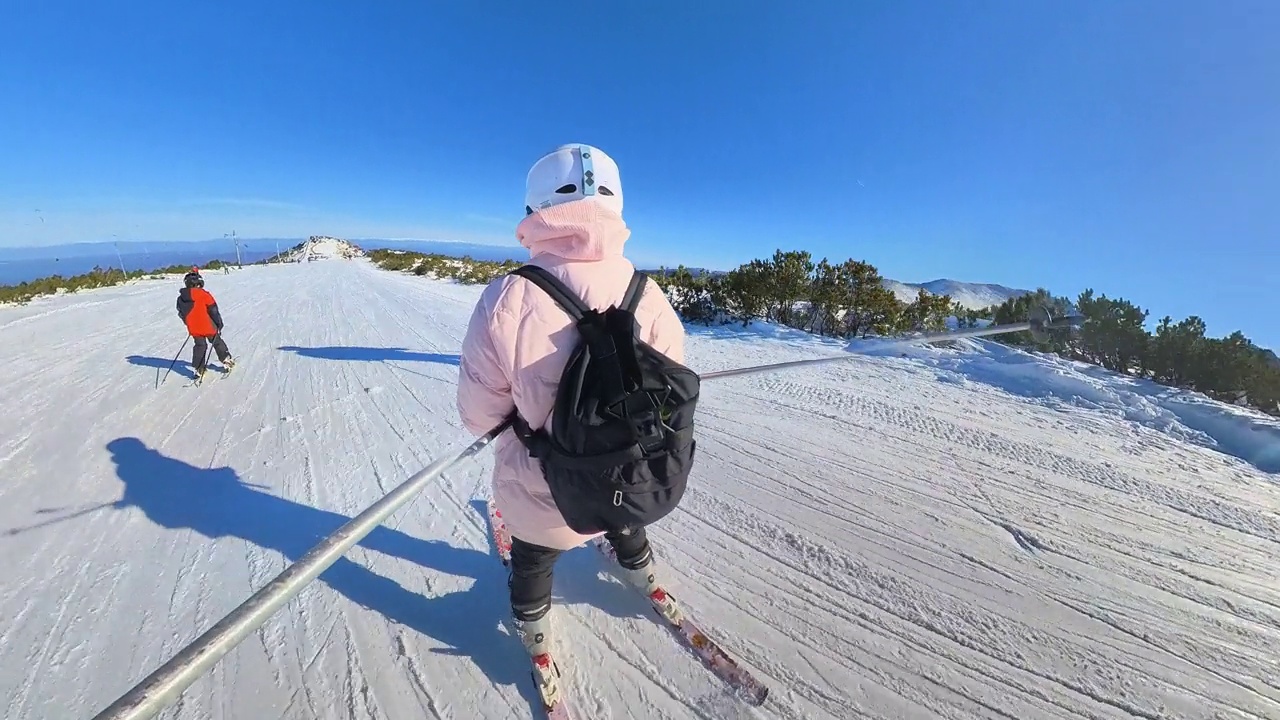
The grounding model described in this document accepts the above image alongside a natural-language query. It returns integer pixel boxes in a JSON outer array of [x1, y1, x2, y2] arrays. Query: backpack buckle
[[635, 419, 665, 454], [622, 390, 657, 416], [614, 390, 669, 454], [511, 413, 551, 459], [630, 407, 667, 455]]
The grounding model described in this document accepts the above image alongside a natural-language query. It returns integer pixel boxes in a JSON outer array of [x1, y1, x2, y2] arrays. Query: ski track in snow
[[1, 259, 1278, 719]]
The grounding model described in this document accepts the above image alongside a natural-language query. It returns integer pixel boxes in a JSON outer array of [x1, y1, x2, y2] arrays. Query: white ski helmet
[[524, 143, 623, 217]]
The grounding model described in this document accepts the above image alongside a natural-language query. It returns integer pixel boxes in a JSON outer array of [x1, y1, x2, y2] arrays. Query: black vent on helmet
[[556, 184, 576, 194]]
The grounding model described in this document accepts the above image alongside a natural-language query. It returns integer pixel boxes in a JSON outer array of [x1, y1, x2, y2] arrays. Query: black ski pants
[[192, 334, 230, 370], [509, 527, 652, 621]]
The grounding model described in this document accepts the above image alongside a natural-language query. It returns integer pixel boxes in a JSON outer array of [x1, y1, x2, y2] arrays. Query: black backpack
[[507, 265, 700, 536]]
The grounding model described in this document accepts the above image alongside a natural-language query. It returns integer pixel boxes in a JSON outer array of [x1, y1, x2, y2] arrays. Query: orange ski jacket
[[176, 287, 224, 338]]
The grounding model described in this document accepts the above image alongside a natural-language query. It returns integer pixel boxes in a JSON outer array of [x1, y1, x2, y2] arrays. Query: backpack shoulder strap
[[620, 270, 647, 314], [510, 265, 590, 321]]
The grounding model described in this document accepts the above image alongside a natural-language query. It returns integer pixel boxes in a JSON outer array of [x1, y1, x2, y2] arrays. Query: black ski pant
[[509, 527, 653, 621], [192, 334, 230, 370]]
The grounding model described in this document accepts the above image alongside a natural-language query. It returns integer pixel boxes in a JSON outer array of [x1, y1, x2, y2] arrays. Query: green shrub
[[0, 260, 234, 305], [374, 245, 1280, 418], [367, 249, 521, 285]]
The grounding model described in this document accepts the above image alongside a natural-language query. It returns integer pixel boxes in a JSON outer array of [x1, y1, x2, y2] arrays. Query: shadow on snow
[[125, 354, 196, 380], [277, 346, 460, 365], [102, 437, 649, 712]]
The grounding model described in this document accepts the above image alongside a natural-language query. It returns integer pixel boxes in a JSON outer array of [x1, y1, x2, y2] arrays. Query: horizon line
[[0, 236, 525, 250]]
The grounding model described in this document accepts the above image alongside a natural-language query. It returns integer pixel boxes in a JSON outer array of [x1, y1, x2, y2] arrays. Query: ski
[[593, 539, 770, 706], [184, 365, 231, 388], [487, 500, 513, 566], [211, 360, 235, 381], [530, 652, 573, 719], [484, 500, 576, 719]]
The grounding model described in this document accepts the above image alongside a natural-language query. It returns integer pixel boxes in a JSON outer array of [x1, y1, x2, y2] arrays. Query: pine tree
[[1074, 289, 1149, 374]]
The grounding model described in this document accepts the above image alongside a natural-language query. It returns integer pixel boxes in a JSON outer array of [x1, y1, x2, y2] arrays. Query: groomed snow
[[1, 259, 1278, 720]]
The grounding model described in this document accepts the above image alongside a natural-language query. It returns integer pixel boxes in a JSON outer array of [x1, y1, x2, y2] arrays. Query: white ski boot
[[513, 611, 563, 711], [513, 610, 552, 658], [618, 555, 684, 626]]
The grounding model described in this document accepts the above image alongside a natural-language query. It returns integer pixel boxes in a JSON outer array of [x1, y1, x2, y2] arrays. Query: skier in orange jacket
[[176, 268, 235, 379]]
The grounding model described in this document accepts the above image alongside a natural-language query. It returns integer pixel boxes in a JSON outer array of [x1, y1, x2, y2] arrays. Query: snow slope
[[852, 337, 1280, 475], [2, 260, 1278, 720]]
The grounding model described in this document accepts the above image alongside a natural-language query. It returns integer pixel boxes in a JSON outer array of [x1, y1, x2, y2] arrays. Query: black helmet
[[183, 269, 204, 289]]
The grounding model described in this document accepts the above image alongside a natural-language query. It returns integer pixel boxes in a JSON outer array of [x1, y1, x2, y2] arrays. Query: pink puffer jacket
[[456, 198, 686, 551]]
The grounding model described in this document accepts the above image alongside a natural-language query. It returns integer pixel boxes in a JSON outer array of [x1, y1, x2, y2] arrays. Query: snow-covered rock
[[278, 236, 365, 263]]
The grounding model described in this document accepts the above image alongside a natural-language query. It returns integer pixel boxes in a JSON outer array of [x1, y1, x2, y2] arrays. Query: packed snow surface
[[2, 260, 1278, 720]]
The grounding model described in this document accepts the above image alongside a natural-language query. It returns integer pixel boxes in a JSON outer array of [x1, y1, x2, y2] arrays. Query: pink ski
[[485, 501, 575, 718], [487, 500, 513, 565], [593, 539, 769, 706], [531, 652, 574, 719]]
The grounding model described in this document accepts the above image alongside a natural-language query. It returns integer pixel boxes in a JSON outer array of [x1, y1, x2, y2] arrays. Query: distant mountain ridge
[[883, 278, 1033, 311]]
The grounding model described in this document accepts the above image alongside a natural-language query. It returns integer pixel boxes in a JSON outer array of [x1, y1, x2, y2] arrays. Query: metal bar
[[703, 319, 1037, 380], [91, 420, 511, 720]]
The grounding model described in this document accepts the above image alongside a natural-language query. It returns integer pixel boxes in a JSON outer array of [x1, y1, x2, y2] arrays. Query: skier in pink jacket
[[457, 144, 688, 661]]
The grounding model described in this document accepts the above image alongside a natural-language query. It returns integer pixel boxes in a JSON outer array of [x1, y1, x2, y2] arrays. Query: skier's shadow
[[277, 346, 461, 366], [103, 437, 646, 713], [125, 355, 196, 380]]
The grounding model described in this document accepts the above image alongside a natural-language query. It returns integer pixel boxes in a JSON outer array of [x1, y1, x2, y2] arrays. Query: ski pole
[[159, 336, 191, 388]]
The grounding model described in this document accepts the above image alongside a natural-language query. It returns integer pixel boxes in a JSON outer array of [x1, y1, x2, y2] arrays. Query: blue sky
[[1, 1, 1276, 346]]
